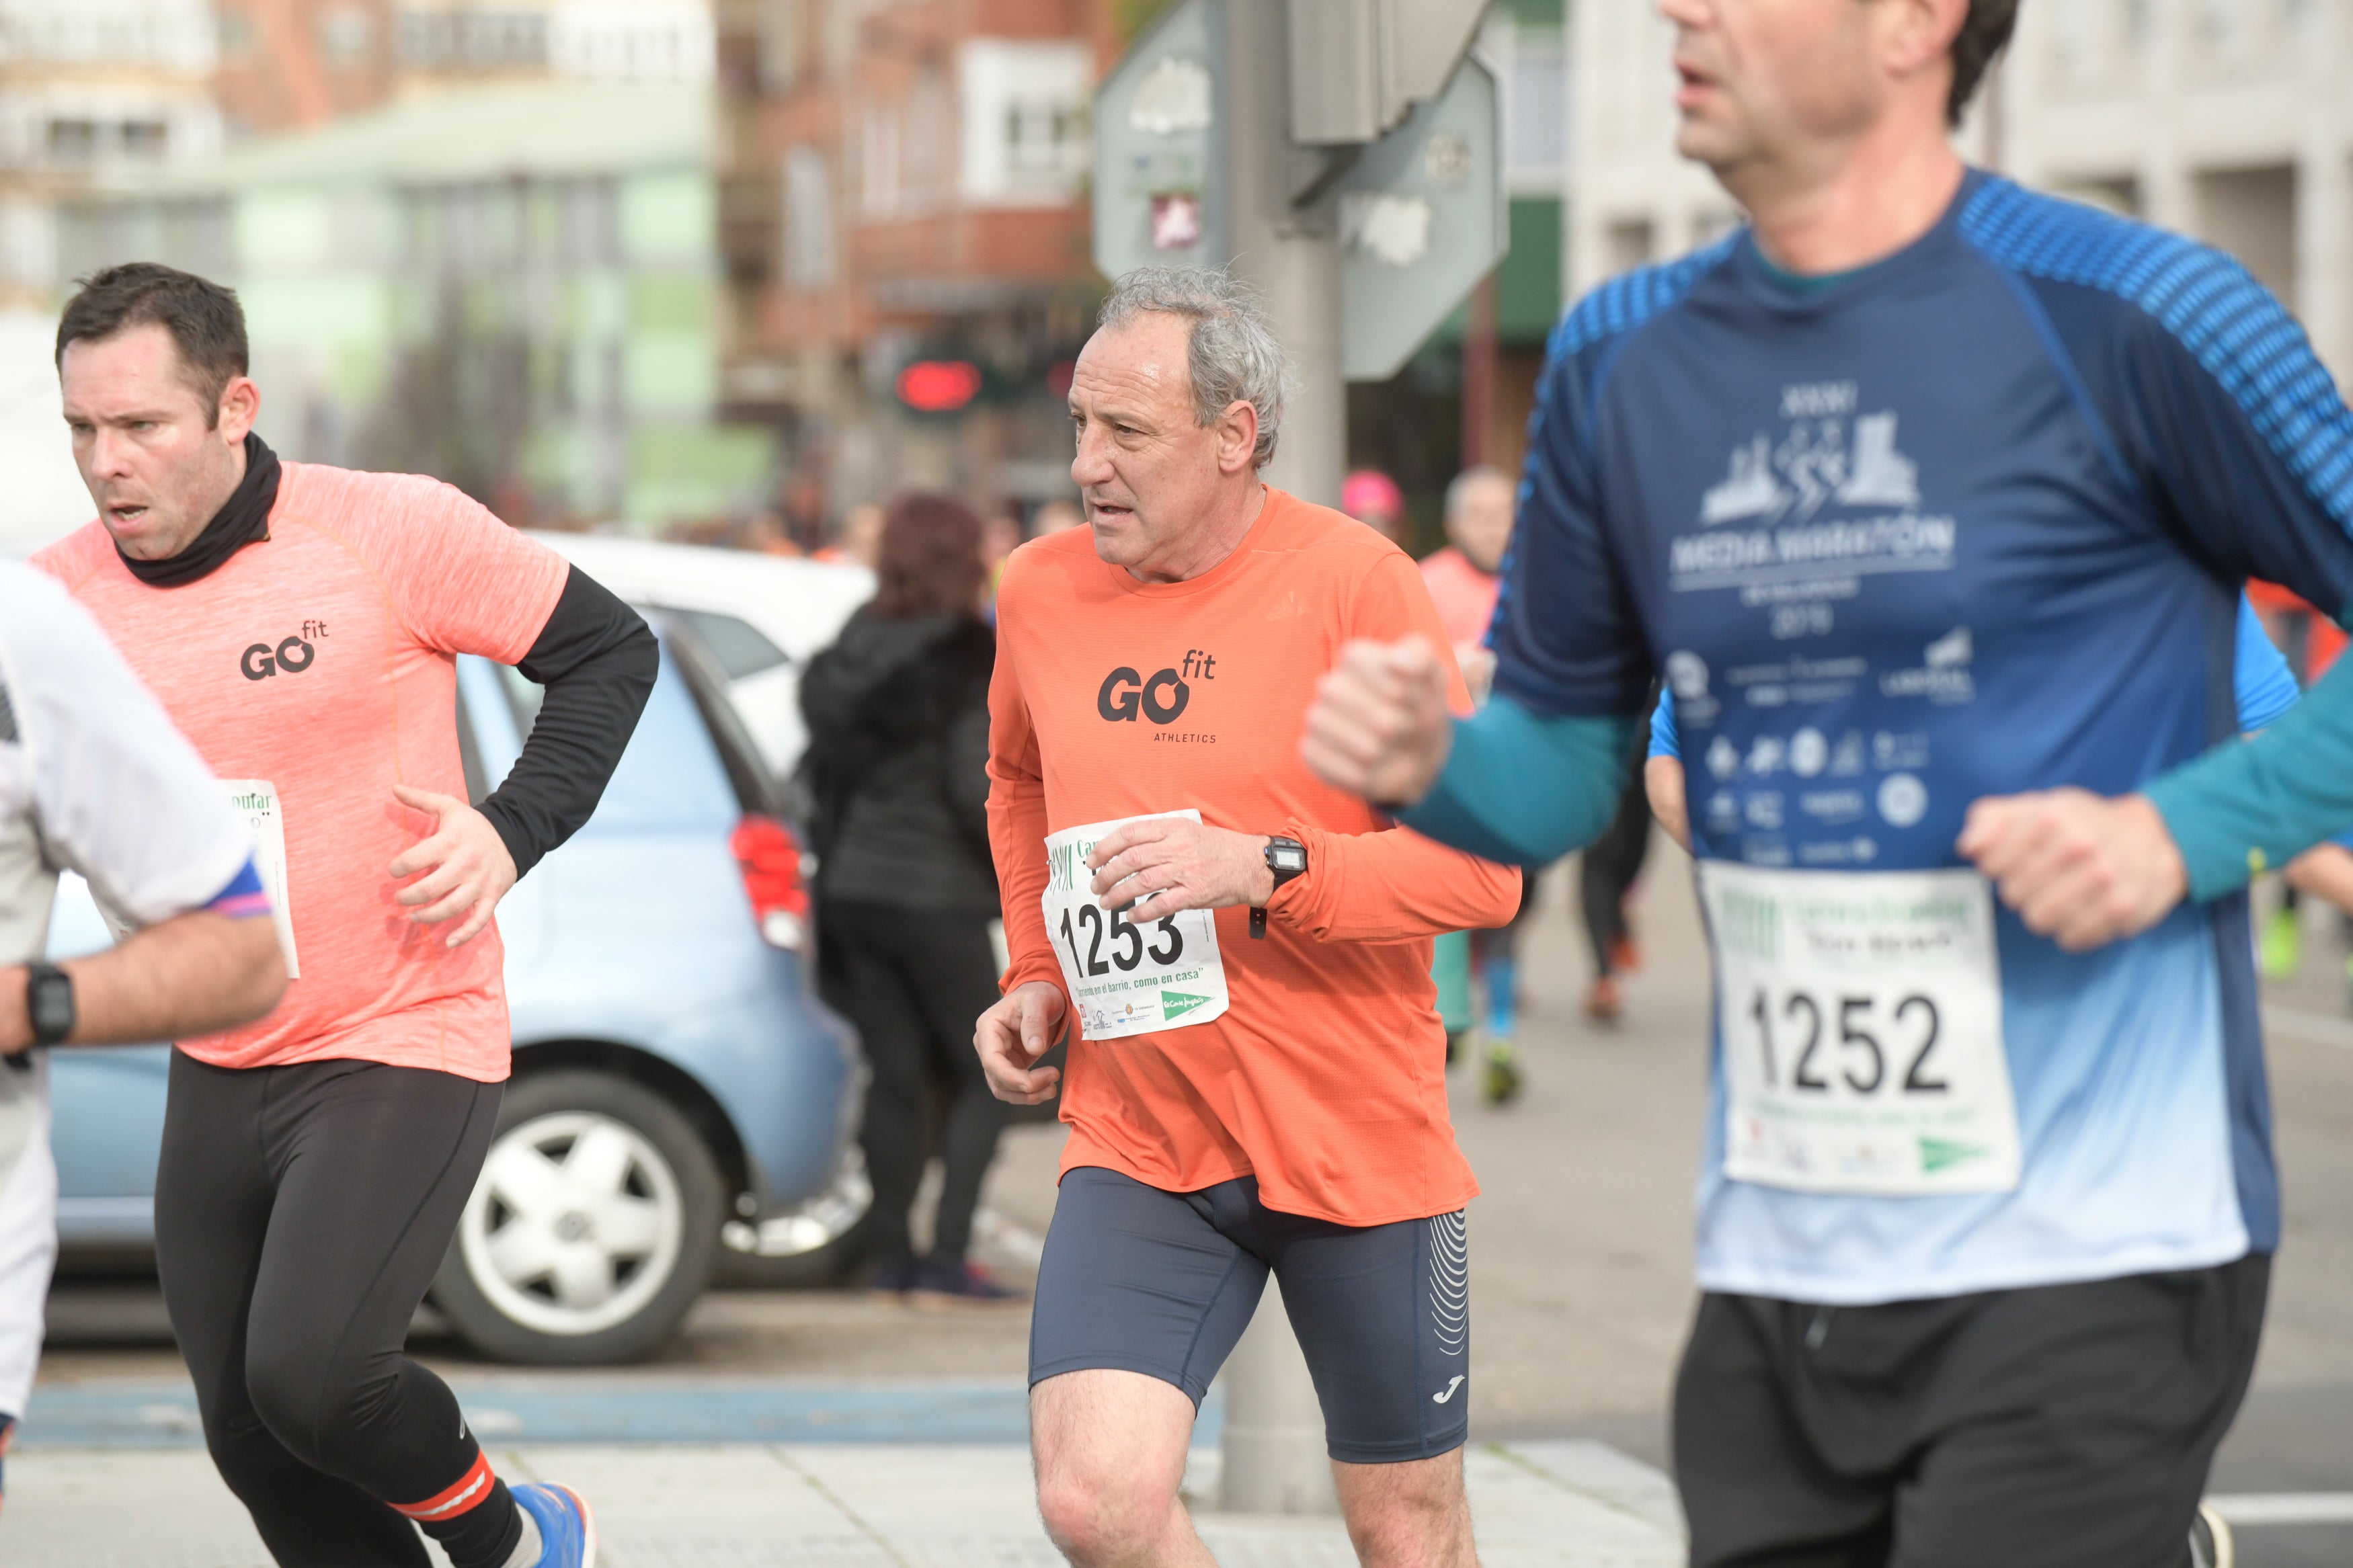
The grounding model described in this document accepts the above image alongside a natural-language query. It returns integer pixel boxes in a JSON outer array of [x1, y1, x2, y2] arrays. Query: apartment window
[[47, 120, 97, 167], [560, 178, 619, 267], [782, 146, 836, 288], [397, 8, 549, 71], [319, 5, 376, 68], [905, 67, 950, 207], [120, 121, 169, 161], [957, 39, 1090, 204], [1507, 34, 1566, 184]]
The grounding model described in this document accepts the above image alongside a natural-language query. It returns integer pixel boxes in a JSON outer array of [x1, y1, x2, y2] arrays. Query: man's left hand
[[1957, 788, 2188, 952], [1088, 818, 1273, 925], [389, 783, 518, 948]]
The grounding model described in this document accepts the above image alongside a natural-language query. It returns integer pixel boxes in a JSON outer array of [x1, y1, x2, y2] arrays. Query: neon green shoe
[[1482, 1038, 1523, 1106], [2261, 907, 2303, 979]]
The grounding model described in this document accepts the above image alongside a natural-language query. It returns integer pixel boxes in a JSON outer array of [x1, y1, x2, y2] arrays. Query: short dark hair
[[1948, 0, 2020, 128], [55, 263, 249, 424], [871, 493, 988, 620]]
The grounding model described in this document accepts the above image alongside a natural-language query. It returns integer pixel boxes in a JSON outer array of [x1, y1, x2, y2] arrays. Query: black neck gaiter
[[118, 432, 282, 589]]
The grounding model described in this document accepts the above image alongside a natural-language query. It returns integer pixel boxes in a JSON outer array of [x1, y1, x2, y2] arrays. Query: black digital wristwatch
[[26, 962, 73, 1048], [1251, 836, 1310, 939]]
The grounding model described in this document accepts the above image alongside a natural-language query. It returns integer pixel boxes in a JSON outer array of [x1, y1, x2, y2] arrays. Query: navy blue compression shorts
[[1028, 1165, 1470, 1464]]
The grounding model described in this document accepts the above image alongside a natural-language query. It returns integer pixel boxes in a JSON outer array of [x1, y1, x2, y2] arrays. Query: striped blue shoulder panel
[[1960, 178, 2353, 535], [1548, 233, 1743, 363]]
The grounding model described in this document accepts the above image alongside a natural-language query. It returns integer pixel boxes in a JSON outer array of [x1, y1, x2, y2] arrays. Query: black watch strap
[[26, 962, 73, 1047], [1252, 836, 1309, 940]]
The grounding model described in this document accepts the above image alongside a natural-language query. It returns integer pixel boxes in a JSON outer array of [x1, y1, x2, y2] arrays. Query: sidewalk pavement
[[7, 1439, 1687, 1566]]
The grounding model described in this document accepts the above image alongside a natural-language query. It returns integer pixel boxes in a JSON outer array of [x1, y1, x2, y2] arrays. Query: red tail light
[[731, 815, 810, 951]]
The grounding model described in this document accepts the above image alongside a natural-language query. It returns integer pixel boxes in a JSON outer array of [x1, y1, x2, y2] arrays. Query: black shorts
[[1029, 1166, 1470, 1464], [1673, 1253, 2269, 1568]]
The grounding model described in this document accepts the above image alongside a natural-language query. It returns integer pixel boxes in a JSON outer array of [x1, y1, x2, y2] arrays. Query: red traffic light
[[896, 359, 982, 413]]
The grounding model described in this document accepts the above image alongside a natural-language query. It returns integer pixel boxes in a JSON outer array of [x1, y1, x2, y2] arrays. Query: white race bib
[[1699, 862, 2018, 1196], [1042, 811, 1228, 1040], [97, 779, 298, 979], [221, 780, 299, 979]]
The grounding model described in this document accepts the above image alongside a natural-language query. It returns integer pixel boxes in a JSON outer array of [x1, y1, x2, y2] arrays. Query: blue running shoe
[[512, 1482, 597, 1567]]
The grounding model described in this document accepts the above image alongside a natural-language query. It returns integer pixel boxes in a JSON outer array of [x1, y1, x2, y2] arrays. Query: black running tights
[[155, 1050, 522, 1568]]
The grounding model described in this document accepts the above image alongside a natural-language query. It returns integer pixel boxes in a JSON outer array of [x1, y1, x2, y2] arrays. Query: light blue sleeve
[[2233, 593, 2301, 733], [1648, 688, 1679, 761], [1395, 694, 1638, 868]]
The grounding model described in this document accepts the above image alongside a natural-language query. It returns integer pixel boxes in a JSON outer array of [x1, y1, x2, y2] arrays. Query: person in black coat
[[800, 493, 1011, 1300]]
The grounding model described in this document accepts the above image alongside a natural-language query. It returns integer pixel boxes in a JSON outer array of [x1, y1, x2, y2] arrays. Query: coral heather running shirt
[[34, 462, 570, 1083], [988, 486, 1521, 1227]]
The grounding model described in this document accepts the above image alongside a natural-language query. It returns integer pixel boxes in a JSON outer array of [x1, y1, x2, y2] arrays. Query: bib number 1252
[[1700, 862, 2019, 1196]]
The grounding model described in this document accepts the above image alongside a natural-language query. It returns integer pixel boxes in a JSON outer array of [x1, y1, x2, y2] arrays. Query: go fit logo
[[241, 620, 327, 681], [1096, 649, 1216, 725]]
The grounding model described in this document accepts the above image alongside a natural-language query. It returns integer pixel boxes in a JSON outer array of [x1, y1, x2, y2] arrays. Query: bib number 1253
[[1042, 810, 1229, 1041], [1700, 862, 2019, 1196]]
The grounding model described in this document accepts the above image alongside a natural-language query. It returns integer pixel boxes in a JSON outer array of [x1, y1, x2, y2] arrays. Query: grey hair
[[1097, 265, 1293, 470], [1444, 464, 1514, 520]]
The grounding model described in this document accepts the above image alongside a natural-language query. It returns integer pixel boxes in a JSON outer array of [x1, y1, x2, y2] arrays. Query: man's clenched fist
[[974, 981, 1066, 1106], [1300, 636, 1455, 807], [1958, 788, 2189, 952]]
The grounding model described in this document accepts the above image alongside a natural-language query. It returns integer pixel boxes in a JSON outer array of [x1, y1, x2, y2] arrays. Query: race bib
[[1699, 862, 2018, 1196], [97, 779, 298, 979], [221, 780, 299, 979], [1042, 811, 1228, 1040]]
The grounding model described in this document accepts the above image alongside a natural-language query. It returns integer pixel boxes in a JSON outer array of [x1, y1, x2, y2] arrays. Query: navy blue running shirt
[[1497, 173, 2353, 1303]]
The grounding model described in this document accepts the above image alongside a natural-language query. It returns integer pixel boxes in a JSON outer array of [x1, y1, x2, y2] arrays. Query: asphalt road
[[42, 834, 2353, 1563]]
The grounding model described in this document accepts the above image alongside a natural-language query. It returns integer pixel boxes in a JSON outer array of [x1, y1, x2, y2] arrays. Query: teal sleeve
[[2145, 645, 2353, 899], [1395, 693, 1639, 867]]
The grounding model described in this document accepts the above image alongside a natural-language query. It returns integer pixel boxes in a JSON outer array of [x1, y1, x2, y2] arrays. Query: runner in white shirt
[[0, 559, 285, 1507]]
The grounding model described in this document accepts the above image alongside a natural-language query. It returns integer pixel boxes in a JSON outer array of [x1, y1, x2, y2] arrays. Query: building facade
[[60, 80, 763, 527], [718, 0, 1116, 532], [1567, 1, 2350, 384], [214, 0, 715, 134], [0, 0, 224, 305]]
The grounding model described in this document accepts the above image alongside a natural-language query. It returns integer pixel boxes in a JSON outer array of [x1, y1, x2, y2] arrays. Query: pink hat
[[1343, 469, 1404, 520]]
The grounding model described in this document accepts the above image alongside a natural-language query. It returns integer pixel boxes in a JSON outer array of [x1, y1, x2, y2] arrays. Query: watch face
[[1272, 845, 1306, 872]]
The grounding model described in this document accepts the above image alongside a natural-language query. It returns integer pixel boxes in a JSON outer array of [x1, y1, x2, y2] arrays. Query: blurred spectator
[[815, 501, 885, 569], [799, 494, 1012, 1302], [1030, 499, 1085, 537], [982, 508, 1023, 601], [1420, 465, 1514, 700], [740, 509, 803, 556], [1343, 468, 1410, 548]]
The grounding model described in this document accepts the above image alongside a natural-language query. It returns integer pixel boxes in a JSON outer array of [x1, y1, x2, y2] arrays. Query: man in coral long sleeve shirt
[[976, 267, 1517, 1568]]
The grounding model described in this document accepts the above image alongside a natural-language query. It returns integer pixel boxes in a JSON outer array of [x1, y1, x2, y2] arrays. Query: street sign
[[1335, 50, 1504, 380], [1287, 0, 1491, 146], [1092, 0, 1227, 285]]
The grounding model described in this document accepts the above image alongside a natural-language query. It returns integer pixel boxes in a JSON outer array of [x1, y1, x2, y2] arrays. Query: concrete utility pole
[[1213, 3, 1346, 1511], [1090, 0, 1501, 1518], [1224, 0, 1346, 513]]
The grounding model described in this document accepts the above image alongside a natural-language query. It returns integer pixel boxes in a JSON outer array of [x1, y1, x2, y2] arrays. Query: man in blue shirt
[[1302, 1, 2353, 1563]]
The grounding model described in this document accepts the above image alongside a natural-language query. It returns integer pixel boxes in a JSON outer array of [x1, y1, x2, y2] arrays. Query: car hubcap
[[460, 1111, 685, 1336]]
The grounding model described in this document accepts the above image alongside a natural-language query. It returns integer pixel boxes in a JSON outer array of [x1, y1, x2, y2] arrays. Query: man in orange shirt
[[978, 267, 1519, 1568], [35, 265, 646, 1568]]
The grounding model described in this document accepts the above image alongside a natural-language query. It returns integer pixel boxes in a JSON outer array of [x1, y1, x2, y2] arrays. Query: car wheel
[[434, 1070, 722, 1364]]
